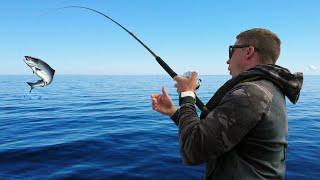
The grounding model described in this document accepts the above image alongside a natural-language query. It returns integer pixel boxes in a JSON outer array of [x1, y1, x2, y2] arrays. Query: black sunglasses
[[229, 44, 259, 59]]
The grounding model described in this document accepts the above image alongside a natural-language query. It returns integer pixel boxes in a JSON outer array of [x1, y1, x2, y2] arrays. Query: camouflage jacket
[[171, 64, 303, 180]]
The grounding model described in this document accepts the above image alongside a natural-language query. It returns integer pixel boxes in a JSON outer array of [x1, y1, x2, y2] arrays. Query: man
[[151, 28, 303, 179]]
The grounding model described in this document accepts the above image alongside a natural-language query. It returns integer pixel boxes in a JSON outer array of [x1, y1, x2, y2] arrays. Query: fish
[[24, 56, 55, 93]]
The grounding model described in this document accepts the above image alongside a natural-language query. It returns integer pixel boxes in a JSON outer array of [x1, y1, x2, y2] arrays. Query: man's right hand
[[151, 87, 177, 117]]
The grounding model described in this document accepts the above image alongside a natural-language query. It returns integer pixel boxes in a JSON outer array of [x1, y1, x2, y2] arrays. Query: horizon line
[[0, 74, 230, 76], [0, 74, 319, 76]]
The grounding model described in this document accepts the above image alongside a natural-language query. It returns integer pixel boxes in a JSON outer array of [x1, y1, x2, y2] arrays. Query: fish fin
[[35, 67, 41, 71]]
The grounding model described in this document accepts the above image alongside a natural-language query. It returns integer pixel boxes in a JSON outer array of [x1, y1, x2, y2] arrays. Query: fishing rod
[[53, 6, 208, 113]]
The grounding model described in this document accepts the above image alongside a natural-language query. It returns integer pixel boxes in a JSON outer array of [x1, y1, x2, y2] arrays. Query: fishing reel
[[182, 71, 202, 90]]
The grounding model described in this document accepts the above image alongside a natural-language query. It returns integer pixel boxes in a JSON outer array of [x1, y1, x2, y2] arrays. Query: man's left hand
[[173, 71, 198, 93]]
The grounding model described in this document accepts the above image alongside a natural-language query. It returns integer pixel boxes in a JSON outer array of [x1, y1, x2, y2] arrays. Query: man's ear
[[245, 46, 255, 60]]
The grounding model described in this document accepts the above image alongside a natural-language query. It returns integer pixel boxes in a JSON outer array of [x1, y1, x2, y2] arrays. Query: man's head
[[227, 28, 281, 78]]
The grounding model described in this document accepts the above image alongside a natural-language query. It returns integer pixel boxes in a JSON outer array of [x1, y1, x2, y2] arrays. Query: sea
[[0, 75, 319, 179]]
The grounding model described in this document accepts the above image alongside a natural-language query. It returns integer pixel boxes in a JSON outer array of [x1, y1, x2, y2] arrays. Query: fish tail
[[27, 82, 34, 93]]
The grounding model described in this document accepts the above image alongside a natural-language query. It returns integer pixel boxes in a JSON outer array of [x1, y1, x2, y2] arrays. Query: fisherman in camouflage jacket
[[151, 28, 303, 180]]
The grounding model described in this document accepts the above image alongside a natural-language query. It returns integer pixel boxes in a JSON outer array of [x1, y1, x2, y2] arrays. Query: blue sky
[[1, 0, 320, 75]]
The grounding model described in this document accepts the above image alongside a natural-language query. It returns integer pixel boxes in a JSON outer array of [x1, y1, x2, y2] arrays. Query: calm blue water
[[0, 75, 319, 179]]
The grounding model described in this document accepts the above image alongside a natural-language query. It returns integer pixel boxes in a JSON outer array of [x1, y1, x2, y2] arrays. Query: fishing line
[[42, 5, 208, 113]]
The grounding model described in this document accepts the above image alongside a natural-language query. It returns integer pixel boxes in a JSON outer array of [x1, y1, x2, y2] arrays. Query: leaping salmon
[[24, 56, 55, 93]]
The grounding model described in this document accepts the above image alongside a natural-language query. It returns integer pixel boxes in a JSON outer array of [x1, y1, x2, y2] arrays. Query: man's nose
[[227, 59, 230, 64]]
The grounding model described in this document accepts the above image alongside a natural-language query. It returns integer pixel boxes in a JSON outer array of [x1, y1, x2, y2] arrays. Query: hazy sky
[[1, 0, 320, 75]]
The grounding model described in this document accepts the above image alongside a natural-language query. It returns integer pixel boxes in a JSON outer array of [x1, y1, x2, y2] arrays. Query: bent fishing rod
[[52, 6, 208, 113]]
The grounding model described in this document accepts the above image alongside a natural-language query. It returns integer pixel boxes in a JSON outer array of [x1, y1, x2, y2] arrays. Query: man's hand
[[174, 71, 198, 93], [151, 87, 177, 117]]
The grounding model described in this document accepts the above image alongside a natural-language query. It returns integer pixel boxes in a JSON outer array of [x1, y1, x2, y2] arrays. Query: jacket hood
[[200, 64, 303, 119], [248, 64, 303, 104]]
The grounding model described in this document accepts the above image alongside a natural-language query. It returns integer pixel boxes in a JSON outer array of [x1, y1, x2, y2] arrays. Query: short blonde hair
[[236, 28, 281, 64]]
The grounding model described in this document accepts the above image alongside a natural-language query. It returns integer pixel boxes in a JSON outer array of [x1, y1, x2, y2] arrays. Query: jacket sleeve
[[176, 82, 272, 165]]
